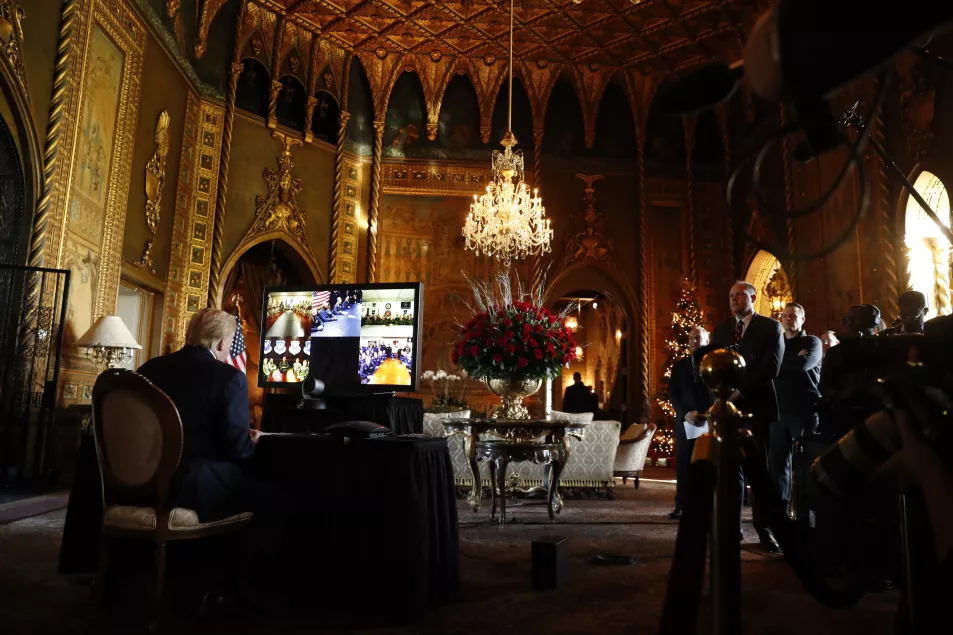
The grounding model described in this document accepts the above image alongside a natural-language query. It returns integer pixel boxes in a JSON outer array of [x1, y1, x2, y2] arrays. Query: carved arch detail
[[195, 0, 231, 59], [357, 50, 408, 123], [410, 53, 459, 141], [518, 60, 561, 132], [572, 64, 613, 150], [468, 56, 509, 144]]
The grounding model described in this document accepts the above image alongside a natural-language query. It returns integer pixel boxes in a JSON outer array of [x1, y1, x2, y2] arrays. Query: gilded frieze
[[0, 0, 28, 98], [331, 154, 362, 283], [133, 110, 171, 273], [381, 161, 492, 198]]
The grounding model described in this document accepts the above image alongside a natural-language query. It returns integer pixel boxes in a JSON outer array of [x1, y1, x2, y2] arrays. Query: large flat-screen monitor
[[259, 282, 423, 391]]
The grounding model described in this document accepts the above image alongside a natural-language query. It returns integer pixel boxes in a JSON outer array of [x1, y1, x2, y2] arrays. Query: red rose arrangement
[[452, 301, 577, 381]]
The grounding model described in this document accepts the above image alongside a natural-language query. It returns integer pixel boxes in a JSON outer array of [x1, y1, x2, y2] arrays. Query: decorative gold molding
[[133, 110, 171, 273], [0, 0, 28, 97], [218, 131, 322, 305], [381, 161, 492, 197], [165, 0, 180, 18], [194, 0, 228, 59], [468, 56, 508, 144], [563, 174, 613, 268], [160, 91, 201, 354], [572, 64, 612, 150], [251, 131, 308, 244], [367, 120, 385, 283], [330, 152, 361, 284]]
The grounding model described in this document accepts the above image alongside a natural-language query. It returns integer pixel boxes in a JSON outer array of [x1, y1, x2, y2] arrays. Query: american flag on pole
[[227, 311, 247, 372], [312, 290, 331, 312]]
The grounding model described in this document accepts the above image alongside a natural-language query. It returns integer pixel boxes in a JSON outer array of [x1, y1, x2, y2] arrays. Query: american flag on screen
[[227, 311, 247, 372], [312, 290, 331, 312]]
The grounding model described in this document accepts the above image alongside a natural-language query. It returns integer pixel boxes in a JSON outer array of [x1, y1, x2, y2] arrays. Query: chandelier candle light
[[462, 0, 552, 265]]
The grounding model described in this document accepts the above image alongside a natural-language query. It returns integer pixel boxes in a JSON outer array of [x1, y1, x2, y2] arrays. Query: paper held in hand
[[683, 418, 709, 440]]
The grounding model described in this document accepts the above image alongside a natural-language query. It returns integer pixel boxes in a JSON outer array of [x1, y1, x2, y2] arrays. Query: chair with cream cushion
[[613, 422, 658, 489], [92, 368, 253, 632]]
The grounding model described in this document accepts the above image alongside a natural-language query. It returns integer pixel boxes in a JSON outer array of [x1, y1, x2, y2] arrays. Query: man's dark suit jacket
[[138, 346, 255, 521], [712, 313, 784, 425], [775, 332, 822, 416], [562, 382, 592, 413], [668, 354, 712, 424]]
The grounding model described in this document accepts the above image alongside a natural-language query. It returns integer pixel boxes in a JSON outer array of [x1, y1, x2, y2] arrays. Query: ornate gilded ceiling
[[183, 0, 766, 149], [212, 0, 761, 71]]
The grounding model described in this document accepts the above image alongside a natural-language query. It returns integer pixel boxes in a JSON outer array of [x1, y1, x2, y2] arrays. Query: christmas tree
[[651, 279, 705, 458]]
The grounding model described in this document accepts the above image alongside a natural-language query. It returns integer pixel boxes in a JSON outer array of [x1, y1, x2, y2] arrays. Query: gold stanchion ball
[[699, 348, 746, 392]]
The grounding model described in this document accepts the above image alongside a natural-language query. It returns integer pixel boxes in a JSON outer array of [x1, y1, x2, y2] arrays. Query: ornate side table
[[442, 418, 590, 524]]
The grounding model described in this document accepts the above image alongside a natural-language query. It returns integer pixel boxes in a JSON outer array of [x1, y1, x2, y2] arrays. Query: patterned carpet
[[0, 476, 899, 634]]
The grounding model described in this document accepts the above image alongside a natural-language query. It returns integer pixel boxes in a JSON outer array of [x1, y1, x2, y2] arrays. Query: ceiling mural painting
[[182, 0, 764, 159]]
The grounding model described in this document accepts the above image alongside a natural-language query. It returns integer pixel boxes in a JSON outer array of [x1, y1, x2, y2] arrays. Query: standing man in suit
[[669, 326, 713, 519], [712, 281, 784, 552], [562, 372, 593, 413], [772, 302, 822, 519]]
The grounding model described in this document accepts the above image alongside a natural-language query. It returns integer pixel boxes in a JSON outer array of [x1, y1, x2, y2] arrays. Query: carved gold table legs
[[478, 441, 560, 528], [464, 432, 482, 512]]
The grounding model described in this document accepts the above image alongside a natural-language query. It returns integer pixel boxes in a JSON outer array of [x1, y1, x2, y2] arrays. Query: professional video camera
[[814, 336, 953, 498]]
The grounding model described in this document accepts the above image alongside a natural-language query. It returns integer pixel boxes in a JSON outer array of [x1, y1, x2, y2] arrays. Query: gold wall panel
[[331, 154, 362, 283], [41, 0, 146, 402], [160, 90, 201, 354]]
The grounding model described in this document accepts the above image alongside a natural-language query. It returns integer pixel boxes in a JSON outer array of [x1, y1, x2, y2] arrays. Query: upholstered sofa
[[422, 411, 622, 493]]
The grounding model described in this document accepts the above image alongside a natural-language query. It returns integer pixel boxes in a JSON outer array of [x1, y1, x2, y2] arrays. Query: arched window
[[904, 172, 951, 316], [745, 250, 792, 320]]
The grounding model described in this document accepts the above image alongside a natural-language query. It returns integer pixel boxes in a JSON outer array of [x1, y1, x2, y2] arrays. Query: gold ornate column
[[779, 104, 799, 299], [683, 113, 698, 291], [717, 104, 735, 283], [267, 15, 284, 130], [636, 131, 651, 419], [328, 110, 351, 282], [205, 0, 245, 307], [303, 95, 318, 143], [532, 128, 545, 294], [875, 76, 900, 320], [367, 120, 385, 283], [29, 0, 79, 269]]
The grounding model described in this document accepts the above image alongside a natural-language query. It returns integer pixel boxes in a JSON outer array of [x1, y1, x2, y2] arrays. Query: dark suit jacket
[[138, 346, 254, 521], [776, 332, 822, 416], [712, 313, 784, 425], [562, 382, 592, 413], [668, 355, 712, 424]]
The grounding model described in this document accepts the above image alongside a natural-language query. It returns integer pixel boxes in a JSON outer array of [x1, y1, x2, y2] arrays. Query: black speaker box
[[531, 536, 568, 590]]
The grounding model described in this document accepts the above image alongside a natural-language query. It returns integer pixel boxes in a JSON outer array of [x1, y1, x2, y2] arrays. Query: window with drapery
[[905, 171, 952, 316]]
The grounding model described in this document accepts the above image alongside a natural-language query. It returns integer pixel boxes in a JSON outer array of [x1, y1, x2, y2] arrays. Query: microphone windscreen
[[655, 62, 742, 116], [791, 101, 845, 163]]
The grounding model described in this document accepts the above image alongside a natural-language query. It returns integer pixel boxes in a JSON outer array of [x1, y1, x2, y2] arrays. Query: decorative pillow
[[548, 410, 595, 423]]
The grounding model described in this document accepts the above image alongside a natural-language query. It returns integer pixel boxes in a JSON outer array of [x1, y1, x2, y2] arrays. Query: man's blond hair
[[185, 309, 237, 349]]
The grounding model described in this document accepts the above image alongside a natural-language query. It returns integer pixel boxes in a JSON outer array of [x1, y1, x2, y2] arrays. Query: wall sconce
[[76, 316, 142, 369], [615, 329, 622, 341], [564, 316, 578, 331], [591, 301, 598, 309], [575, 345, 584, 360]]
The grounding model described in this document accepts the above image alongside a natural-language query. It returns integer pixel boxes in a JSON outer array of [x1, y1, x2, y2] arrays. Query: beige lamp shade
[[77, 316, 142, 350]]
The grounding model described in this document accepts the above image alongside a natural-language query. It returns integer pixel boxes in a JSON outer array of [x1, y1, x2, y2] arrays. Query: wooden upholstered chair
[[91, 368, 252, 632], [613, 422, 657, 489]]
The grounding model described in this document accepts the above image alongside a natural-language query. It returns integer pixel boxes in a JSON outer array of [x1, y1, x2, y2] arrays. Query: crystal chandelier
[[463, 0, 552, 265]]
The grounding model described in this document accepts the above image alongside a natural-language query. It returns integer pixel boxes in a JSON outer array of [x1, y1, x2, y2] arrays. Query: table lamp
[[76, 316, 142, 368]]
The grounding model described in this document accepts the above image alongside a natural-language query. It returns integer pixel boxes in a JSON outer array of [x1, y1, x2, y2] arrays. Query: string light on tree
[[651, 279, 705, 458]]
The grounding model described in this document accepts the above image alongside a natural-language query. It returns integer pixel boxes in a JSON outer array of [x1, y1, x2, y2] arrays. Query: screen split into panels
[[260, 283, 423, 392]]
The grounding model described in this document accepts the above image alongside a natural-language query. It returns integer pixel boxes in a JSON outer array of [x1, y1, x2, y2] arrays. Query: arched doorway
[[903, 171, 951, 316], [222, 240, 318, 426], [549, 290, 627, 420], [546, 262, 639, 426], [745, 250, 793, 320]]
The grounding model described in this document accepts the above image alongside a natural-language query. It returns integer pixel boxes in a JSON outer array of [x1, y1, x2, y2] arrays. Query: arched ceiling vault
[[188, 0, 766, 142]]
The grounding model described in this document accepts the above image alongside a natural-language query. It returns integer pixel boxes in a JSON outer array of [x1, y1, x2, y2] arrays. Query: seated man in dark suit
[[138, 308, 258, 522], [139, 309, 292, 606], [562, 372, 593, 413]]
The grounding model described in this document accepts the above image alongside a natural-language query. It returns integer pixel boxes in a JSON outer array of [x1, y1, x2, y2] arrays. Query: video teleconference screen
[[259, 283, 423, 391]]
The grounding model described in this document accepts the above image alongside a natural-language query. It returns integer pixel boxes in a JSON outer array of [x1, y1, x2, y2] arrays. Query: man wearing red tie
[[712, 281, 784, 553]]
